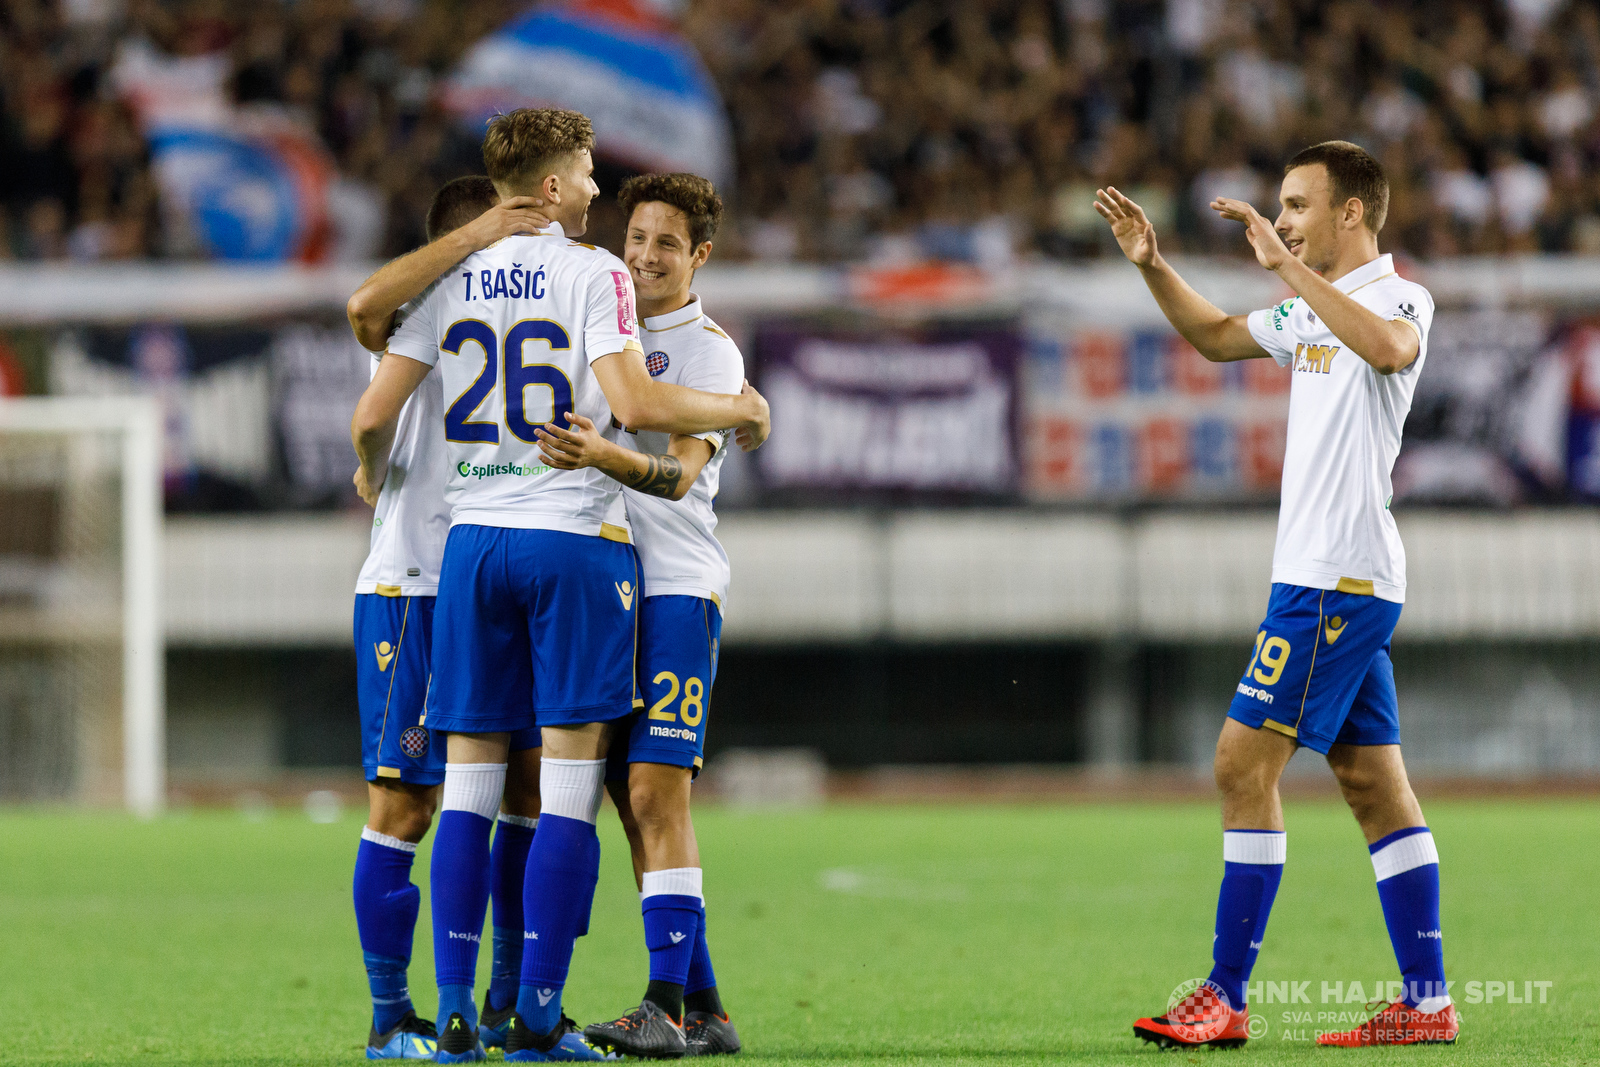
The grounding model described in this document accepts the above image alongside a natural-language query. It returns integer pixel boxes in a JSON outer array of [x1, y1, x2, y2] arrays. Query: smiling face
[[1274, 163, 1356, 273], [549, 149, 600, 236], [623, 200, 711, 315]]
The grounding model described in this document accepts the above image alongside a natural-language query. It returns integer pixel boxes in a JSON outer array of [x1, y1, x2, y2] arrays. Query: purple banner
[[756, 326, 1021, 496]]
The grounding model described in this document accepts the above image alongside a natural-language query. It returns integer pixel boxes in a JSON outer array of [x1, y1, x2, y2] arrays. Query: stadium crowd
[[4, 0, 1600, 264]]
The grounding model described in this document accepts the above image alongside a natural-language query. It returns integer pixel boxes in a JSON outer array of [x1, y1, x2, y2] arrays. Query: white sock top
[[642, 867, 704, 902], [440, 762, 507, 820], [497, 812, 538, 829], [1371, 830, 1438, 882], [540, 758, 607, 825], [1223, 830, 1287, 865], [361, 825, 417, 853]]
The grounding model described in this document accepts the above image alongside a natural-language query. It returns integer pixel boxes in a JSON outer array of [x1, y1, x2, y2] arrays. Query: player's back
[[387, 222, 642, 536]]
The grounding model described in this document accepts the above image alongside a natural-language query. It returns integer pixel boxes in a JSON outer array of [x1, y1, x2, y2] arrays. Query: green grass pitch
[[1, 800, 1595, 1065]]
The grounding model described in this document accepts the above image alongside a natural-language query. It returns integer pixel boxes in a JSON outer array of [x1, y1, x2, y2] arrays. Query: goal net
[[0, 397, 163, 813]]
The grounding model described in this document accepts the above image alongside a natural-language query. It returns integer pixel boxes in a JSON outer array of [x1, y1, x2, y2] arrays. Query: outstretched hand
[[1211, 197, 1292, 272], [535, 413, 609, 470], [1094, 186, 1158, 267], [457, 196, 554, 251]]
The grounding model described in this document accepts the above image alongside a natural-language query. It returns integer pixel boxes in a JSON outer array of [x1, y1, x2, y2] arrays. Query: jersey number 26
[[442, 318, 575, 444]]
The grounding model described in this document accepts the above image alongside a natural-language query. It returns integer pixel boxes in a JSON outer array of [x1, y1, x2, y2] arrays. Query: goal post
[[0, 396, 164, 814]]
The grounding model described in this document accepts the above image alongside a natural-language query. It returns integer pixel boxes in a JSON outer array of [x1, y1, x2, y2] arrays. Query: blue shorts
[[607, 596, 722, 781], [427, 524, 639, 735], [354, 593, 444, 786], [1226, 583, 1404, 754]]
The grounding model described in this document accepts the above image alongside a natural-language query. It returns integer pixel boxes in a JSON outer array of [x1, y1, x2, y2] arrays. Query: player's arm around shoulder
[[534, 415, 712, 501], [589, 316, 770, 448], [1093, 186, 1267, 363], [345, 197, 548, 351]]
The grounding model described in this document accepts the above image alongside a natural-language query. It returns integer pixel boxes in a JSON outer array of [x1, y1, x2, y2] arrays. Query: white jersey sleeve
[[386, 281, 442, 367], [584, 259, 643, 363], [675, 324, 744, 448], [1374, 281, 1434, 374], [1246, 298, 1299, 367]]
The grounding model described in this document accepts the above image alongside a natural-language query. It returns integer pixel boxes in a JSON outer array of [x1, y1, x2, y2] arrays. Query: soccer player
[[529, 174, 743, 1058], [348, 175, 547, 1061], [353, 108, 769, 1063], [1096, 141, 1457, 1049]]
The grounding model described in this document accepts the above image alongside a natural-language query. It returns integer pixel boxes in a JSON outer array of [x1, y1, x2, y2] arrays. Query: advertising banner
[[1023, 312, 1290, 501], [756, 326, 1021, 497]]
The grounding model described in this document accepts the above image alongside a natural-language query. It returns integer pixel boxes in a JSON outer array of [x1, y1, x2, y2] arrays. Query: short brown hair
[[1285, 141, 1389, 233], [482, 108, 595, 192], [426, 175, 497, 241], [617, 173, 724, 248]]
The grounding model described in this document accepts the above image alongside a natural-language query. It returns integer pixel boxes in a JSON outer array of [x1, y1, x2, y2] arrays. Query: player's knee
[[1214, 748, 1273, 798], [370, 785, 436, 842], [629, 783, 689, 838]]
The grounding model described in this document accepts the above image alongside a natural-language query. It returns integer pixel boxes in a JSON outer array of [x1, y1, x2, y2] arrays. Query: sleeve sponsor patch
[[611, 270, 637, 337]]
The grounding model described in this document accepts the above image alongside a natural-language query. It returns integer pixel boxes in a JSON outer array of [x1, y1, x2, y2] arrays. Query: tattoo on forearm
[[622, 454, 684, 498]]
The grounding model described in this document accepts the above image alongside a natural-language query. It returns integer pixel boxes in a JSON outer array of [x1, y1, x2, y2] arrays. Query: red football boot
[[1317, 1000, 1459, 1046], [1133, 983, 1250, 1049]]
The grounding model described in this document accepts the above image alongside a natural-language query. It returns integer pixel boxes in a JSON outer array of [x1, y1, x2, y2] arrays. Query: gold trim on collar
[[1343, 271, 1396, 296]]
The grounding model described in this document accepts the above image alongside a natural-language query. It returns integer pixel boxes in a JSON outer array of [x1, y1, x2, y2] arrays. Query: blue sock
[[1370, 827, 1449, 1008], [517, 812, 601, 1034], [488, 815, 537, 1012], [516, 758, 605, 1034], [684, 903, 717, 997], [431, 762, 505, 1030], [1207, 830, 1285, 1010], [641, 868, 703, 1002], [353, 829, 421, 1033]]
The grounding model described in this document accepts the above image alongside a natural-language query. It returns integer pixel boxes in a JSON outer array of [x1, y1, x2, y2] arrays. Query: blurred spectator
[[8, 0, 1600, 264]]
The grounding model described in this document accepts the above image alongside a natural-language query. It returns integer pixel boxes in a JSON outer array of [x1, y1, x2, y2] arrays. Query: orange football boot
[[1133, 983, 1250, 1050], [1317, 1000, 1459, 1046]]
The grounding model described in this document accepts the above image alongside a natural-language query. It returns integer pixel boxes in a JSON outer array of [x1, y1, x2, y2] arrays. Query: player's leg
[[430, 731, 509, 1061], [1318, 644, 1457, 1046], [425, 524, 538, 1062], [352, 592, 443, 1060], [587, 596, 736, 1059], [1139, 585, 1352, 1049], [507, 531, 637, 1062], [479, 738, 541, 1048]]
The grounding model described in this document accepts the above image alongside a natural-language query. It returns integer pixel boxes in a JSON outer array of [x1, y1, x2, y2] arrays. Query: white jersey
[[621, 295, 743, 611], [387, 222, 642, 540], [355, 301, 451, 596], [1246, 253, 1433, 603]]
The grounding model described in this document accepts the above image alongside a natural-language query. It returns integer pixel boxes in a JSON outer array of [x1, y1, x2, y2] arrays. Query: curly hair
[[617, 173, 724, 248], [482, 108, 595, 191]]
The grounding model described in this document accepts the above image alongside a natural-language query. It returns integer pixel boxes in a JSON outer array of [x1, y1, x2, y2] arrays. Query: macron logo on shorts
[[615, 580, 635, 610], [1324, 616, 1348, 644], [374, 641, 396, 672]]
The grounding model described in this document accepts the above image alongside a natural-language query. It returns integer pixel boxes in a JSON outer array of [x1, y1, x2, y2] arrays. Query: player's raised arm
[[1211, 194, 1419, 375], [345, 183, 549, 351], [534, 414, 713, 501], [1094, 186, 1267, 363]]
